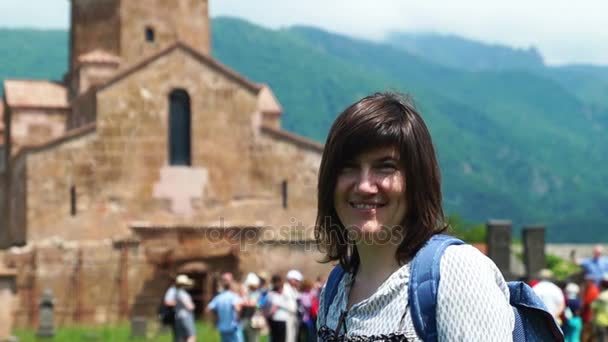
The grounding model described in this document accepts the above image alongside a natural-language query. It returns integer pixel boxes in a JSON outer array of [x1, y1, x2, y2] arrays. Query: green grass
[[14, 321, 228, 342]]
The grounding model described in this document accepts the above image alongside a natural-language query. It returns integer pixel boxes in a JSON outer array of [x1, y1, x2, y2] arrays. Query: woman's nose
[[354, 170, 378, 193]]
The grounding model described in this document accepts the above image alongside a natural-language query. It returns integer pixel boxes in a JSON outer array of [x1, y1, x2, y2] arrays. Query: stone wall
[[70, 0, 120, 70], [68, 88, 97, 130], [77, 63, 120, 96], [4, 240, 148, 327], [24, 129, 107, 241], [10, 108, 68, 148], [93, 47, 260, 224], [254, 128, 321, 203], [120, 0, 210, 65], [7, 152, 26, 246]]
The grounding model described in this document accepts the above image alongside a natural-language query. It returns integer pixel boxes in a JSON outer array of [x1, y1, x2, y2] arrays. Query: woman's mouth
[[349, 202, 386, 209]]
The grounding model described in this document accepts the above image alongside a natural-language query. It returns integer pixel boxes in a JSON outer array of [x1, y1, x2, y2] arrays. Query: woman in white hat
[[241, 272, 263, 342], [174, 274, 196, 342]]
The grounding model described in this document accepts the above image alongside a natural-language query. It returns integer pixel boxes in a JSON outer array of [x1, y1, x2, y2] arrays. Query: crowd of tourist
[[529, 244, 608, 342], [163, 269, 324, 342]]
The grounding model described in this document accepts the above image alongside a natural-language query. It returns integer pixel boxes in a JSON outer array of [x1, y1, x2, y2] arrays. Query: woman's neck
[[354, 241, 401, 281]]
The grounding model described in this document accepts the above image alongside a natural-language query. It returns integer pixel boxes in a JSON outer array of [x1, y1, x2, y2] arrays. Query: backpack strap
[[323, 264, 346, 320], [409, 234, 464, 342]]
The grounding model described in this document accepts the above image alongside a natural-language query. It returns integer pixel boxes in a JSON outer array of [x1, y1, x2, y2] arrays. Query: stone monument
[[131, 316, 147, 338], [486, 220, 514, 280], [37, 288, 55, 338], [522, 225, 546, 279]]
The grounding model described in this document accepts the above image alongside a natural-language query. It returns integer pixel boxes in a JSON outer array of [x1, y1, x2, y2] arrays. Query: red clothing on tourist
[[582, 282, 600, 323]]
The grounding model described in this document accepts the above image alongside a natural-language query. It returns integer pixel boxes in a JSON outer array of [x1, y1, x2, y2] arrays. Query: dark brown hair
[[315, 92, 447, 272]]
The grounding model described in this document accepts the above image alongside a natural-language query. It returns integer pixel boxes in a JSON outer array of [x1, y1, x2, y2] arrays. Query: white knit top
[[317, 245, 515, 341]]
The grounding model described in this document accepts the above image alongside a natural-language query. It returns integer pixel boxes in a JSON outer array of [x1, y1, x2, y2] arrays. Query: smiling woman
[[314, 92, 515, 341]]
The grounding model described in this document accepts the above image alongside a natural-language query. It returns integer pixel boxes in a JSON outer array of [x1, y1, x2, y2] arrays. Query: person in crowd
[[265, 274, 292, 342], [241, 272, 263, 342], [563, 282, 583, 342], [297, 280, 317, 342], [164, 274, 196, 342], [582, 274, 601, 342], [315, 92, 514, 340], [284, 269, 302, 342], [256, 272, 269, 312], [572, 246, 608, 286], [206, 272, 242, 342], [592, 276, 608, 341], [532, 269, 566, 324], [163, 276, 180, 342]]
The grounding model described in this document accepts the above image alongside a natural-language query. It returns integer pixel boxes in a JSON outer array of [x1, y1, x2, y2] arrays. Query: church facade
[[0, 0, 328, 325]]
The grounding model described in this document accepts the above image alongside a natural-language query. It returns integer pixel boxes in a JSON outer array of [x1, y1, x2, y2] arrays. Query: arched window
[[169, 89, 191, 166]]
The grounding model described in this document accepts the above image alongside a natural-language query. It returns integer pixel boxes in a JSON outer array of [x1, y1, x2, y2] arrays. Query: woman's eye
[[378, 163, 398, 172]]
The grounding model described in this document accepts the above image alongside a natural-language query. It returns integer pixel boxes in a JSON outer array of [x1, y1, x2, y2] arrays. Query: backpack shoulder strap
[[409, 234, 464, 342], [323, 264, 346, 320]]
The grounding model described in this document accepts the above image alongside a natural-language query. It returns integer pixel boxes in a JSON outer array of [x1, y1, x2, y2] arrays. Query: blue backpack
[[323, 234, 564, 342]]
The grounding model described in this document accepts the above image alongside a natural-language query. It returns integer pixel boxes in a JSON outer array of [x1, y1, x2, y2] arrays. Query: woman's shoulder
[[438, 244, 510, 297], [435, 244, 515, 339], [441, 243, 499, 269]]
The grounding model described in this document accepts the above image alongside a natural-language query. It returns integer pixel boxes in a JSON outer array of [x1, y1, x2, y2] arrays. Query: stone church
[[0, 0, 328, 326]]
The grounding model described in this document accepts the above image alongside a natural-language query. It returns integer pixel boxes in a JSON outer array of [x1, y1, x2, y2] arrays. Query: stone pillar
[[486, 220, 513, 279], [37, 288, 55, 338], [522, 225, 546, 279], [131, 317, 147, 338], [0, 266, 17, 342]]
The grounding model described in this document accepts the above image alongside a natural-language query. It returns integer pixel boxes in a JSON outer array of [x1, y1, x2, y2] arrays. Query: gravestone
[[131, 317, 147, 338], [523, 225, 546, 279], [0, 267, 17, 342], [37, 288, 55, 338], [486, 220, 513, 279]]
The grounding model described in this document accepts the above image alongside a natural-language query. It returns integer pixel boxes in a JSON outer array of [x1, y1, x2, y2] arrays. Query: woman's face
[[333, 146, 407, 238]]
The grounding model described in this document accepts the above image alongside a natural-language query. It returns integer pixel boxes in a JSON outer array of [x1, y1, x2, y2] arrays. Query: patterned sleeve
[[316, 284, 327, 331], [436, 245, 514, 341]]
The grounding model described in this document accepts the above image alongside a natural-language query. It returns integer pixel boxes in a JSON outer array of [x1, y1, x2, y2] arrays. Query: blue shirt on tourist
[[207, 290, 242, 333], [580, 257, 608, 285]]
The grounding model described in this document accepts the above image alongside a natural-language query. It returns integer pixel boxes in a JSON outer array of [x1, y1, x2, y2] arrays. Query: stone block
[[486, 220, 512, 278], [522, 225, 546, 279]]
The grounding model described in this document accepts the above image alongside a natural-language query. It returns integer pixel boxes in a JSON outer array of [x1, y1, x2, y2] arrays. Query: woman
[[174, 274, 197, 342], [241, 272, 263, 342], [315, 92, 514, 341], [265, 274, 292, 342], [298, 280, 317, 342]]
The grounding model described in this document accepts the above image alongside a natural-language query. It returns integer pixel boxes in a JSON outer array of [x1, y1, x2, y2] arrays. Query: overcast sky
[[0, 0, 606, 66]]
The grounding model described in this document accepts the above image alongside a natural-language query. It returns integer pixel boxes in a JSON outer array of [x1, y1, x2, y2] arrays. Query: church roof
[[257, 84, 283, 114], [77, 49, 121, 65], [99, 41, 262, 94], [3, 80, 69, 109], [261, 125, 323, 153]]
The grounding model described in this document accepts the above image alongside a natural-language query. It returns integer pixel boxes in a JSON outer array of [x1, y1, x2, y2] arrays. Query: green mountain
[[383, 32, 608, 121], [386, 32, 544, 71], [1, 19, 607, 242]]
